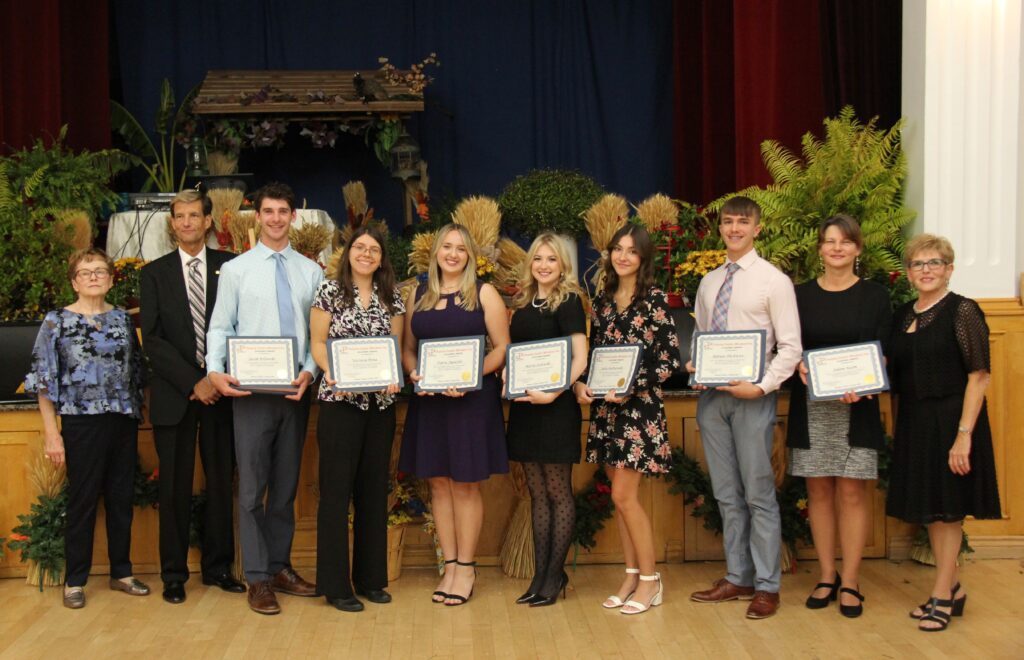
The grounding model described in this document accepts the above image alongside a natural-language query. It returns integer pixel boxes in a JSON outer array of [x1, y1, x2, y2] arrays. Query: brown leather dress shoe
[[690, 578, 755, 603], [271, 567, 317, 597], [248, 581, 281, 615], [746, 591, 781, 619]]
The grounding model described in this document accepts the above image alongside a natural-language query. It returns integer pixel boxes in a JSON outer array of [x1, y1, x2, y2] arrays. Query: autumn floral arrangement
[[378, 53, 441, 95], [107, 257, 147, 311]]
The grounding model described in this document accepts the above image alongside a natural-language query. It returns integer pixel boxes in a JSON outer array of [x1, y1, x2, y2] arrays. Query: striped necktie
[[186, 257, 206, 366], [710, 262, 740, 332]]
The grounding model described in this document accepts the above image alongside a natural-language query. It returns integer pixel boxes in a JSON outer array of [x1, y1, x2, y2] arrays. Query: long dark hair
[[600, 223, 655, 305], [336, 224, 399, 314]]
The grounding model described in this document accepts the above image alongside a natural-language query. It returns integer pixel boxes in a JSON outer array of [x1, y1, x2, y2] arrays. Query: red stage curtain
[[0, 0, 110, 151]]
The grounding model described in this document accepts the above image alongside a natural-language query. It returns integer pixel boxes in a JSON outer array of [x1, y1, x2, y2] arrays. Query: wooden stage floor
[[0, 559, 1021, 659]]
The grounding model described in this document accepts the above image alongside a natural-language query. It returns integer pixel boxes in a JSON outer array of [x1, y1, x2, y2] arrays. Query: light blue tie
[[273, 253, 296, 337]]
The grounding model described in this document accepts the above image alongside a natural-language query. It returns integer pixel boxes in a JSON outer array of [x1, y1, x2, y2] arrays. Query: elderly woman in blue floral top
[[574, 224, 681, 615], [25, 247, 149, 610], [309, 225, 406, 613]]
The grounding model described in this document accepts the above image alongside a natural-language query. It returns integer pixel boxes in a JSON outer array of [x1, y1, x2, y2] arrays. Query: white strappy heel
[[602, 568, 640, 608], [621, 572, 663, 615]]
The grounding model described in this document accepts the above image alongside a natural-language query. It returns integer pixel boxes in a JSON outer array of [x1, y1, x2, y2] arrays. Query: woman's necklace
[[531, 294, 546, 308], [913, 289, 950, 314]]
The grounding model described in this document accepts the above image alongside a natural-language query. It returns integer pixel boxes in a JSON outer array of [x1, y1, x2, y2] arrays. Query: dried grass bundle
[[229, 210, 261, 252], [25, 450, 66, 587], [289, 221, 332, 261], [634, 193, 679, 232], [493, 237, 527, 290], [584, 194, 629, 252], [407, 229, 438, 275], [342, 180, 368, 220], [499, 463, 534, 579], [451, 196, 501, 251], [324, 246, 345, 280], [208, 188, 245, 232], [57, 209, 92, 250]]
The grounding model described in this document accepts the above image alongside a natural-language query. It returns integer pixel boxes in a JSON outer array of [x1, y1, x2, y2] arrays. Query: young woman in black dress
[[573, 224, 681, 615], [506, 233, 588, 607]]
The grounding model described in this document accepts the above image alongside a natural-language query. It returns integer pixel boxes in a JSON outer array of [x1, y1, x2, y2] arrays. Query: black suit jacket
[[141, 248, 235, 427]]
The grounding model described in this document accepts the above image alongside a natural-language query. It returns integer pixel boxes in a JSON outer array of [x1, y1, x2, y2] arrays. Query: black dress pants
[[62, 413, 138, 587], [316, 401, 394, 599], [154, 399, 235, 584]]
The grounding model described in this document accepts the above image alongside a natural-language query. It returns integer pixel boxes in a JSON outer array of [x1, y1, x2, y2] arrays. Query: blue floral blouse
[[24, 308, 145, 419]]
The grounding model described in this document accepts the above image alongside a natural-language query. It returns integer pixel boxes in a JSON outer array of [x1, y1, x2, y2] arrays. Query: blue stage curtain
[[110, 0, 675, 230]]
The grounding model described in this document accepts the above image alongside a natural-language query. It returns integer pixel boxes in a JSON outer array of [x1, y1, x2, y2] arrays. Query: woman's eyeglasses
[[908, 259, 948, 272]]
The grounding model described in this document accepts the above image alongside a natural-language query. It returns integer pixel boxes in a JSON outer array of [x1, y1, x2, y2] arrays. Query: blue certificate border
[[504, 336, 572, 399], [328, 335, 404, 393], [226, 336, 298, 392], [692, 330, 767, 387], [415, 335, 485, 393], [586, 344, 643, 396], [804, 340, 889, 401]]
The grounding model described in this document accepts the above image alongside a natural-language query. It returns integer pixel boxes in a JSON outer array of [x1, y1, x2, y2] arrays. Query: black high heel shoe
[[444, 560, 476, 607], [918, 594, 955, 632], [432, 559, 457, 603], [529, 571, 569, 608], [515, 590, 542, 605], [838, 586, 865, 618], [909, 582, 966, 619], [805, 574, 841, 609]]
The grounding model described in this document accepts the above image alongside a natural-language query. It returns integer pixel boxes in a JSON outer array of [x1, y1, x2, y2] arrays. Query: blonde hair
[[416, 223, 481, 312], [904, 233, 955, 268], [513, 232, 582, 312]]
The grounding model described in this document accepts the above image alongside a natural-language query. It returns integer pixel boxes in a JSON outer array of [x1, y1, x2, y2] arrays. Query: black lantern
[[389, 129, 420, 180], [186, 135, 208, 177]]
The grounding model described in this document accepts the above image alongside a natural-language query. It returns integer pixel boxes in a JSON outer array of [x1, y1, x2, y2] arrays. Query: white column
[[902, 0, 1024, 298]]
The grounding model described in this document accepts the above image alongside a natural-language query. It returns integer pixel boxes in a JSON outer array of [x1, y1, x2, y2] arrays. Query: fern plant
[[706, 107, 914, 284]]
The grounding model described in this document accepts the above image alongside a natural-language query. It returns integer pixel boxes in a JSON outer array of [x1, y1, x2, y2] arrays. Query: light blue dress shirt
[[206, 241, 324, 377]]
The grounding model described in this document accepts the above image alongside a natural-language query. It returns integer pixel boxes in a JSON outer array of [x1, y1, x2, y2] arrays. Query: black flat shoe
[[162, 581, 186, 604], [515, 591, 540, 605], [328, 595, 365, 612], [202, 573, 247, 593], [838, 587, 865, 618], [355, 587, 392, 604], [805, 574, 841, 609]]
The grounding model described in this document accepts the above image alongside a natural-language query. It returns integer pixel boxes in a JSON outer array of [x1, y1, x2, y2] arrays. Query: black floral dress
[[585, 287, 681, 474]]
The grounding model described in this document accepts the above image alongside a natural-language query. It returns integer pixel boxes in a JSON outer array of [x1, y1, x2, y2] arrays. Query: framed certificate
[[692, 330, 767, 387], [415, 335, 485, 393], [586, 344, 643, 396], [226, 336, 298, 393], [328, 335, 404, 393], [804, 341, 889, 401], [504, 336, 572, 399]]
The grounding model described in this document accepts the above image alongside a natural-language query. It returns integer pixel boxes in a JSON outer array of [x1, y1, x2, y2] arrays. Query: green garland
[[571, 469, 614, 554]]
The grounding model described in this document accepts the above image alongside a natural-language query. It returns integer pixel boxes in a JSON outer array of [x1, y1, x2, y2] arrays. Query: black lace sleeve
[[954, 297, 990, 372]]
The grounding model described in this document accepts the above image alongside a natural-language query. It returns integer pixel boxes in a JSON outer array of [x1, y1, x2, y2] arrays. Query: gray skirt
[[788, 396, 877, 480]]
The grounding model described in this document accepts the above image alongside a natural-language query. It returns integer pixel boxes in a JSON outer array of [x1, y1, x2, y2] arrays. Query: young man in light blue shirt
[[207, 182, 324, 615]]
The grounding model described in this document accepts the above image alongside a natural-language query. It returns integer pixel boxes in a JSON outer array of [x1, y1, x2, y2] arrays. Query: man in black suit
[[140, 189, 245, 603]]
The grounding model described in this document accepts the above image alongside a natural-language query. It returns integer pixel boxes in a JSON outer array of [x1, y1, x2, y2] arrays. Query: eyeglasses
[[908, 258, 949, 272], [821, 239, 857, 248], [75, 268, 112, 280], [351, 244, 382, 257]]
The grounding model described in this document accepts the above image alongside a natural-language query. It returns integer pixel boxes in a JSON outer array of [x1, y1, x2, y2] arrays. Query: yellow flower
[[796, 498, 808, 510]]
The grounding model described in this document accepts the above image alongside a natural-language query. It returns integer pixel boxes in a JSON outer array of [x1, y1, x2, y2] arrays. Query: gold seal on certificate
[[692, 330, 767, 386], [416, 335, 485, 393], [328, 336, 403, 393], [586, 344, 643, 396], [504, 336, 572, 399], [804, 341, 889, 401], [226, 336, 298, 393]]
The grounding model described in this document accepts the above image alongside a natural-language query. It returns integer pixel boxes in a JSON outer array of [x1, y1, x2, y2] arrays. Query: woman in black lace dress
[[886, 234, 1001, 632]]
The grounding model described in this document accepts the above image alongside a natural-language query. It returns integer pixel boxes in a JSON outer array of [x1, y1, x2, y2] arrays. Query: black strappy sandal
[[838, 586, 865, 618], [918, 595, 954, 632], [805, 574, 841, 609], [444, 560, 477, 607], [909, 582, 966, 619], [432, 559, 457, 603]]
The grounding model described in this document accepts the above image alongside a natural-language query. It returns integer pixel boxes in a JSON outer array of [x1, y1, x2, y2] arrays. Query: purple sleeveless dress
[[398, 285, 509, 482]]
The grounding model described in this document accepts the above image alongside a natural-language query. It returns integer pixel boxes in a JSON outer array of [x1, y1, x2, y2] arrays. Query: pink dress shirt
[[694, 249, 802, 394]]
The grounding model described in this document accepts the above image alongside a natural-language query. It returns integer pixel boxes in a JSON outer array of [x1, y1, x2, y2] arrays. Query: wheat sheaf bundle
[[229, 211, 261, 251], [407, 229, 439, 275], [343, 180, 368, 218], [634, 193, 679, 232], [583, 194, 629, 292], [208, 188, 245, 232], [451, 196, 501, 251], [24, 450, 66, 587], [289, 222, 333, 262], [494, 237, 527, 289]]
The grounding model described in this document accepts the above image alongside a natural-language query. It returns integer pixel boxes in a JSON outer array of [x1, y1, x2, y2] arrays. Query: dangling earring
[[818, 256, 824, 273], [855, 256, 861, 275]]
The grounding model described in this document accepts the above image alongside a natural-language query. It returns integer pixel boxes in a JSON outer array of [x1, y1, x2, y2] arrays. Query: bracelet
[[957, 425, 972, 435]]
